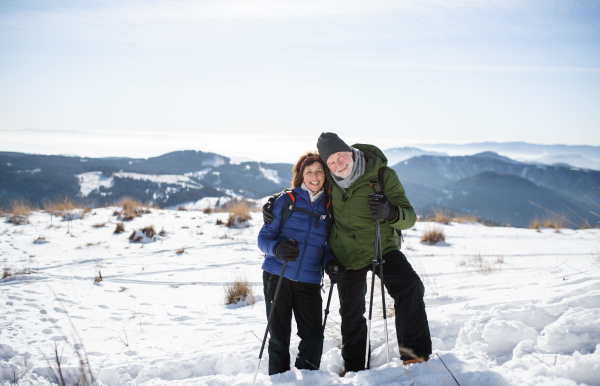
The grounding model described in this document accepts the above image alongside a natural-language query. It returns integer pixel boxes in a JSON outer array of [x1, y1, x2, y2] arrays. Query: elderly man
[[317, 132, 431, 375], [263, 133, 432, 374]]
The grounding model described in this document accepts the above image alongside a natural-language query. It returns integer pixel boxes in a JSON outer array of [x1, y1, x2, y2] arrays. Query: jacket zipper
[[293, 196, 314, 281]]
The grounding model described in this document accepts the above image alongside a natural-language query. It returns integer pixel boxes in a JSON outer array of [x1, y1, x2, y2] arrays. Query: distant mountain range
[[388, 142, 600, 171], [0, 150, 293, 209], [1, 142, 599, 228], [391, 152, 599, 227]]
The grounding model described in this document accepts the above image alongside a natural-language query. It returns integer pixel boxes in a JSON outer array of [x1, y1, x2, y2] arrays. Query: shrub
[[92, 222, 106, 228], [420, 226, 445, 245], [203, 207, 213, 214], [225, 277, 255, 305], [225, 200, 251, 227]]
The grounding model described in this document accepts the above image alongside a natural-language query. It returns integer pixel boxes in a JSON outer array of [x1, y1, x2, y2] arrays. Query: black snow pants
[[262, 271, 324, 375], [336, 250, 432, 372]]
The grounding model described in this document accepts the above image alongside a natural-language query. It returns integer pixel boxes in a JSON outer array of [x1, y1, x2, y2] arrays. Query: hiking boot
[[339, 370, 349, 378], [402, 357, 429, 365]]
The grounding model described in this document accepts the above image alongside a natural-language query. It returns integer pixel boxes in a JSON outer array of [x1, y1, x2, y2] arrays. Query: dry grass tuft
[[426, 209, 452, 224], [116, 197, 150, 221], [114, 222, 125, 234], [203, 207, 213, 214], [458, 252, 503, 275], [92, 222, 106, 228], [2, 267, 34, 279], [420, 226, 446, 245], [43, 197, 78, 219], [454, 214, 481, 223], [7, 199, 35, 225], [529, 214, 567, 231], [129, 225, 156, 242], [224, 277, 255, 305], [94, 270, 103, 283], [225, 200, 251, 227], [33, 236, 47, 244], [176, 248, 185, 255]]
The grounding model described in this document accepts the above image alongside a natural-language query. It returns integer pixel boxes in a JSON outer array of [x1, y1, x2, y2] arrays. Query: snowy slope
[[1, 207, 599, 385]]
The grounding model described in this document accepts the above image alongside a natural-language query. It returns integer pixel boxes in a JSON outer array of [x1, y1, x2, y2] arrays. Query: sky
[[1, 0, 599, 163]]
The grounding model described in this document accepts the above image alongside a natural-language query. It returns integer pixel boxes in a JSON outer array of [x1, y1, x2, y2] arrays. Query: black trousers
[[262, 271, 324, 375], [336, 250, 432, 371]]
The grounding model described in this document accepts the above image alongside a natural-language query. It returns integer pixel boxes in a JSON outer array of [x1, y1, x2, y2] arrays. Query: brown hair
[[291, 151, 327, 188]]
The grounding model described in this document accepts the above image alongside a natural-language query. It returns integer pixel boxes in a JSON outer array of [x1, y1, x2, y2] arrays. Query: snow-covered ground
[[1, 206, 599, 385]]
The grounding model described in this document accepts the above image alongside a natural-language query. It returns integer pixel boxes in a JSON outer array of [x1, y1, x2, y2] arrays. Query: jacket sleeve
[[384, 167, 417, 230], [257, 195, 286, 256]]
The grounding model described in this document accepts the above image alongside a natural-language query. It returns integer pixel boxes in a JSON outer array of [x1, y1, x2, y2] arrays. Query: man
[[264, 133, 432, 374], [316, 132, 432, 374]]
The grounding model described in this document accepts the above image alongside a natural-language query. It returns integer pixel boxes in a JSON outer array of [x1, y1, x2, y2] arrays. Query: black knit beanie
[[317, 132, 352, 163]]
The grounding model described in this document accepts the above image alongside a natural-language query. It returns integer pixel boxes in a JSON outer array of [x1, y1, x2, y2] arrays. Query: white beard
[[333, 159, 353, 179]]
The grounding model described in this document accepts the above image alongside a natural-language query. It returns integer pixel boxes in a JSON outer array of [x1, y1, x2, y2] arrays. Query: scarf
[[331, 148, 365, 190], [301, 182, 325, 203]]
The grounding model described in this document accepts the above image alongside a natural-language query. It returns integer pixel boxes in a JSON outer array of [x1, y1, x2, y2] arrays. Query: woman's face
[[302, 162, 325, 194]]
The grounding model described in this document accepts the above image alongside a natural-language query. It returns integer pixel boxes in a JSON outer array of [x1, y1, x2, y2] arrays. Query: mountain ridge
[[2, 146, 599, 228]]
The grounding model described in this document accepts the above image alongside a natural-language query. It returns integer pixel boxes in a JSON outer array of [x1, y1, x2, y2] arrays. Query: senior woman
[[257, 152, 345, 375]]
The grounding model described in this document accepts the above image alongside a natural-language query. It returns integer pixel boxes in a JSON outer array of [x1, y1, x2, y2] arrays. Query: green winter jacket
[[327, 143, 417, 270]]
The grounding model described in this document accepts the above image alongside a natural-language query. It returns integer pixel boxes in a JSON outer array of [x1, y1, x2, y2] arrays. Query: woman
[[257, 152, 345, 375]]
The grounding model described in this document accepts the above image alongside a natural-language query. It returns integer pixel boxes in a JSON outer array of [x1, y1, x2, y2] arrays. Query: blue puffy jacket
[[258, 186, 334, 285]]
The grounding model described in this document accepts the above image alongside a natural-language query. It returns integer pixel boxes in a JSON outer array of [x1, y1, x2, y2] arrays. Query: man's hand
[[262, 196, 275, 224], [368, 194, 398, 221], [325, 259, 346, 283], [273, 239, 300, 261]]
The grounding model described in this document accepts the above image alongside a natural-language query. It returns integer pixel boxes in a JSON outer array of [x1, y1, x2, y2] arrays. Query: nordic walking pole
[[322, 283, 335, 332], [252, 261, 288, 386], [365, 218, 380, 370], [376, 217, 390, 365]]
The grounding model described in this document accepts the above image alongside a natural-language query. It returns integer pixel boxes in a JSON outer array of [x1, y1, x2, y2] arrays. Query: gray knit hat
[[317, 132, 352, 163]]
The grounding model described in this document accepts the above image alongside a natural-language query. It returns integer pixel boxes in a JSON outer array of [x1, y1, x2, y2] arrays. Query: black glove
[[273, 239, 299, 261], [325, 259, 346, 283], [368, 195, 398, 221], [262, 196, 275, 224]]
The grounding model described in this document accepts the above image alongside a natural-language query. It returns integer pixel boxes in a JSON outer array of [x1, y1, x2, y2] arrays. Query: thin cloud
[[352, 62, 600, 73]]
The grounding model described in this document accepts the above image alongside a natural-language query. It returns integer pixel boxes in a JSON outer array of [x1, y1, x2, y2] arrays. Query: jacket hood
[[352, 143, 388, 167]]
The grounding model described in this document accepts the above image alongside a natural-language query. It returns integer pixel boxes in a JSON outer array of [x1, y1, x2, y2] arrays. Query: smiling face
[[326, 151, 353, 179], [302, 162, 325, 194]]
